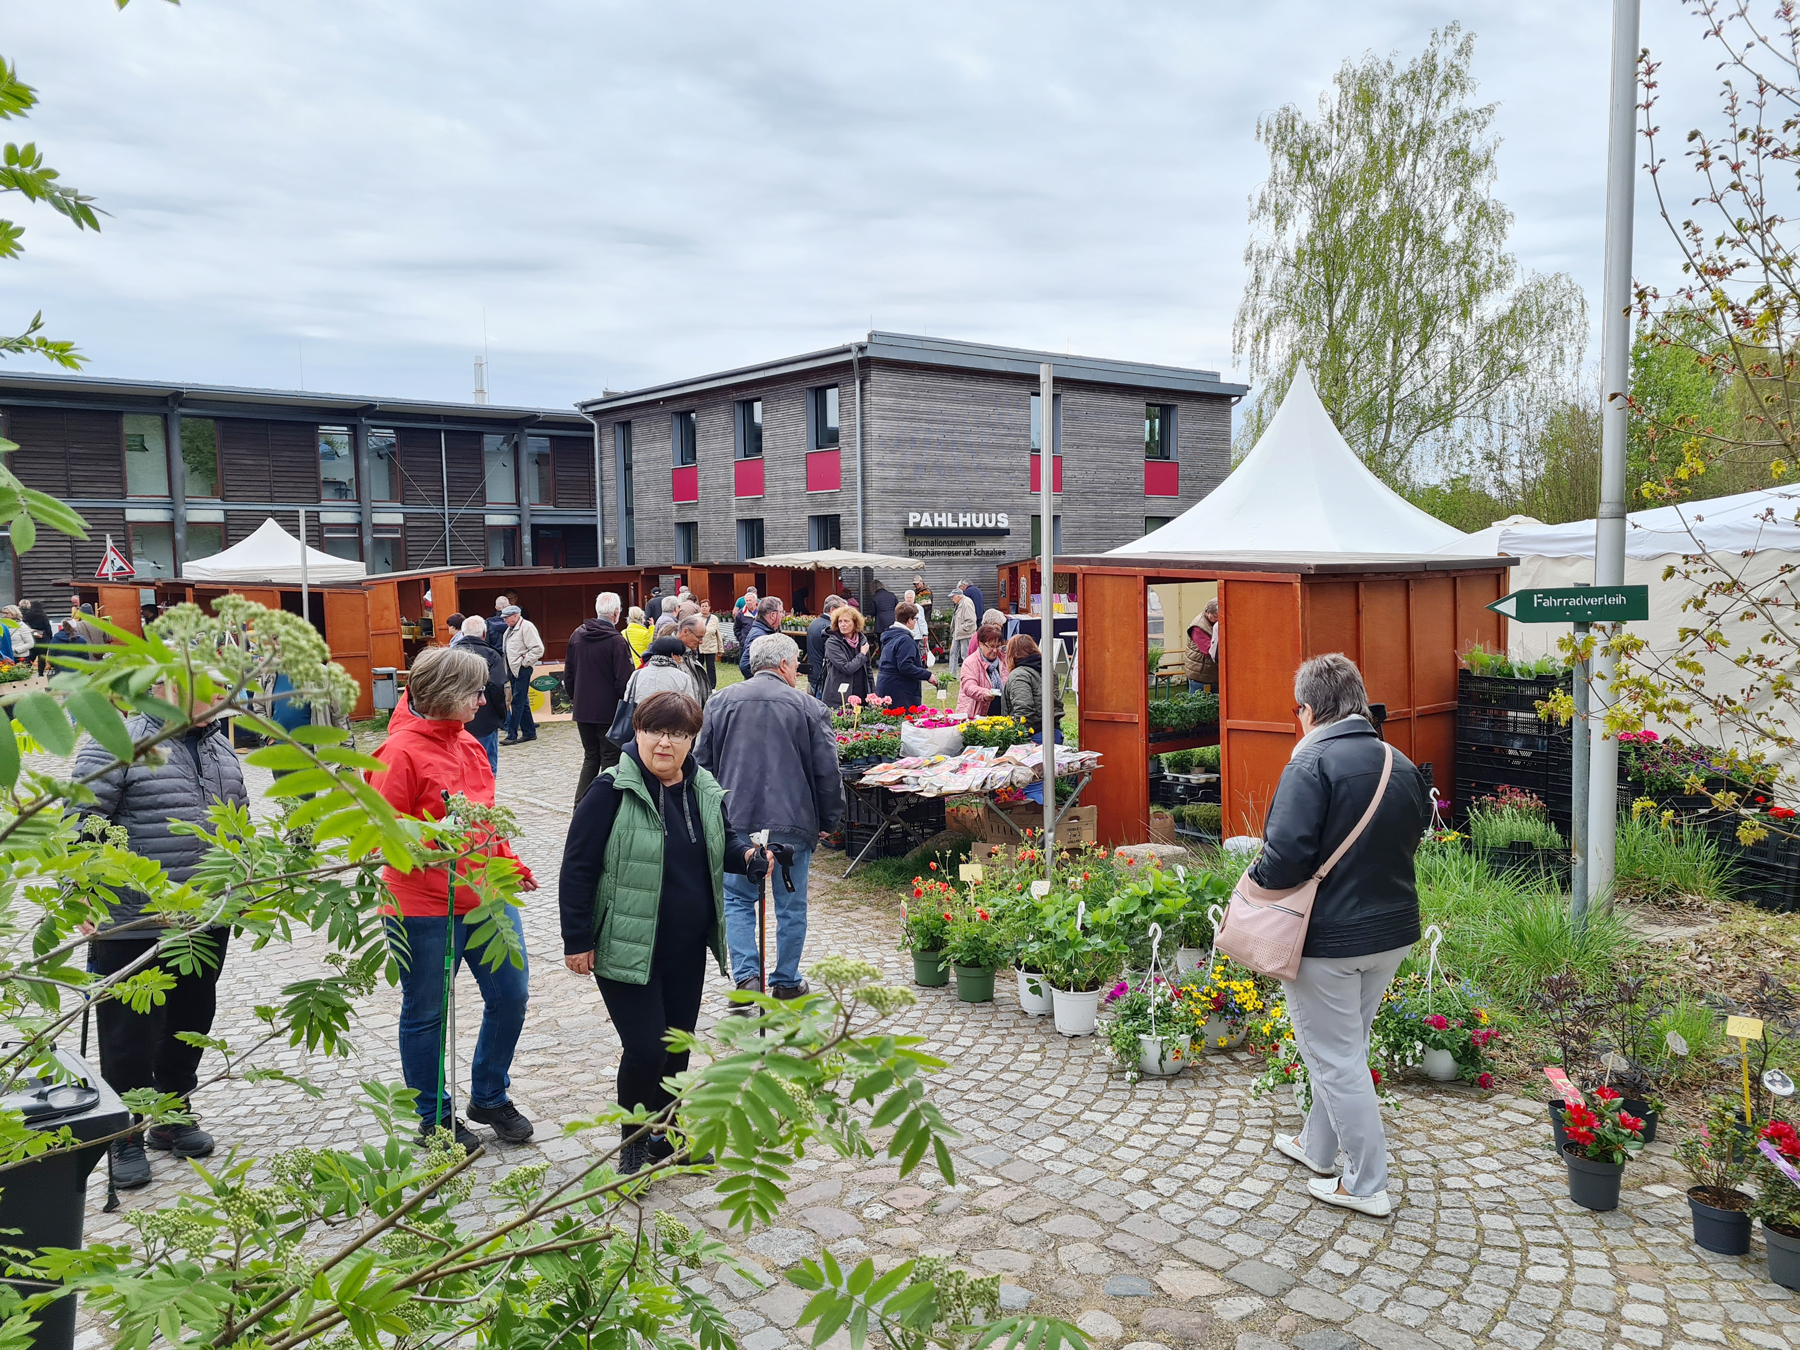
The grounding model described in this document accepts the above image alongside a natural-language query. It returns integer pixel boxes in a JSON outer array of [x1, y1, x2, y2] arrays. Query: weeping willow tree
[[1233, 24, 1588, 488]]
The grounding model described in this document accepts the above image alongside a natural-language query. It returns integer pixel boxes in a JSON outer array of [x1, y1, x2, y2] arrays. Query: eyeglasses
[[645, 731, 694, 746]]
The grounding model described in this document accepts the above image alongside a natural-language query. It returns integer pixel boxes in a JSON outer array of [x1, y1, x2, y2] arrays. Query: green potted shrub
[[1752, 1120, 1800, 1289], [1676, 1099, 1756, 1254], [1103, 976, 1201, 1081], [900, 874, 956, 987], [1041, 913, 1123, 1038], [1559, 1087, 1647, 1211], [943, 907, 1006, 1003]]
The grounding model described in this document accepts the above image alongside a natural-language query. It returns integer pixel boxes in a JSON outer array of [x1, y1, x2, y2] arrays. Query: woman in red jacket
[[368, 645, 538, 1151]]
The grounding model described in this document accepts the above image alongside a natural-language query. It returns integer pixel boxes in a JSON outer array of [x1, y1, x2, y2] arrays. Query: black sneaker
[[467, 1100, 535, 1144], [728, 976, 763, 1016], [646, 1132, 715, 1167], [771, 980, 811, 1000], [618, 1137, 651, 1175], [500, 737, 521, 747], [146, 1122, 215, 1158], [419, 1117, 482, 1153], [111, 1136, 151, 1190]]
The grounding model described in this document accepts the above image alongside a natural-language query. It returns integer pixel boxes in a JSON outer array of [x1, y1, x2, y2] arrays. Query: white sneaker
[[1307, 1175, 1392, 1217], [1274, 1133, 1338, 1176]]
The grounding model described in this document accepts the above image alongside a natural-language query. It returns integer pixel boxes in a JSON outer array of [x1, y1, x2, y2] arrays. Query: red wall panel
[[806, 450, 841, 493], [1029, 453, 1063, 494], [672, 465, 698, 503], [734, 458, 764, 499], [1144, 460, 1179, 497]]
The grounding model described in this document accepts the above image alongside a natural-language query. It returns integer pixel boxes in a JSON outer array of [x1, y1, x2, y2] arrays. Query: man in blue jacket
[[875, 602, 940, 708]]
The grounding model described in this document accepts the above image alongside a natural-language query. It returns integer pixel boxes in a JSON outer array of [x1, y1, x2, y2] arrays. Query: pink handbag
[[1215, 743, 1394, 981]]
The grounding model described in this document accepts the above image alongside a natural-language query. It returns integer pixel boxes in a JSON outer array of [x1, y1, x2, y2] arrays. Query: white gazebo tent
[[1110, 363, 1470, 557], [183, 517, 367, 584]]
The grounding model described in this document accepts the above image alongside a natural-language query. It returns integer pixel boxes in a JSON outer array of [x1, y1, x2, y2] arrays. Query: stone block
[[1174, 1238, 1234, 1270], [1077, 1310, 1125, 1341], [1104, 1275, 1157, 1298], [998, 1285, 1035, 1311], [1213, 1296, 1264, 1322], [1345, 1313, 1445, 1350], [798, 1207, 862, 1239], [972, 1248, 1036, 1275], [751, 1285, 812, 1329], [1293, 1332, 1355, 1350], [1155, 1267, 1228, 1301], [714, 1259, 772, 1300], [1227, 1260, 1296, 1297], [1045, 1213, 1106, 1239], [1121, 1212, 1184, 1244], [1141, 1307, 1214, 1344], [1284, 1285, 1356, 1322], [745, 1228, 815, 1267], [1235, 1336, 1286, 1350]]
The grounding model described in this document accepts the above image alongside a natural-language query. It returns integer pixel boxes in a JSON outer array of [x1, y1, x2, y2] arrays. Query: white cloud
[[0, 0, 1730, 409]]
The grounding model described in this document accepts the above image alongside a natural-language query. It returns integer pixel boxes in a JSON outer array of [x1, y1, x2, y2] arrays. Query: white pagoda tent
[[1109, 363, 1470, 557], [183, 517, 366, 585]]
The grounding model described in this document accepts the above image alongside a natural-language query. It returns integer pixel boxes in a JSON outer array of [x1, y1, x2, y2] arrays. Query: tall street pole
[[1588, 0, 1640, 906], [1040, 362, 1057, 871]]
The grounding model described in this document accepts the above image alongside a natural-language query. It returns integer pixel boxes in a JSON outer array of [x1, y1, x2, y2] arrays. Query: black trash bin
[[0, 1045, 128, 1350]]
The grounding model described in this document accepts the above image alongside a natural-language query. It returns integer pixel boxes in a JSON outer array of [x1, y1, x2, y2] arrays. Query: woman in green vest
[[558, 690, 759, 1174]]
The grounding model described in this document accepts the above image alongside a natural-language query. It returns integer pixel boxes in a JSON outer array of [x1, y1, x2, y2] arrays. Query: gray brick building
[[579, 332, 1246, 607]]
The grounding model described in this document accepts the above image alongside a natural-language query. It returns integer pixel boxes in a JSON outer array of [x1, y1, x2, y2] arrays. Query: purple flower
[[1104, 980, 1129, 1004]]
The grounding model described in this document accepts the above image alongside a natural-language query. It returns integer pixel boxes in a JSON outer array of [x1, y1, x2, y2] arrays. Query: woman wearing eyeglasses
[[558, 690, 758, 1174]]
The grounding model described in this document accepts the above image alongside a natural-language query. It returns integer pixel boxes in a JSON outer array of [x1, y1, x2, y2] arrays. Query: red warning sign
[[94, 534, 134, 581]]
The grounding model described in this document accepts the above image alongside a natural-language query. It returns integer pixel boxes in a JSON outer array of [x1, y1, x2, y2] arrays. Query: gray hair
[[660, 596, 678, 615], [749, 632, 799, 673], [756, 596, 783, 622], [460, 615, 487, 638], [407, 646, 491, 719], [595, 591, 621, 620], [822, 594, 844, 614], [654, 617, 677, 637], [1294, 653, 1370, 727], [678, 613, 707, 639]]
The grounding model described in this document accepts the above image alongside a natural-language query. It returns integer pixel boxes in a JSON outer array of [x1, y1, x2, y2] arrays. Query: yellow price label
[[959, 863, 985, 884], [1728, 1015, 1766, 1041]]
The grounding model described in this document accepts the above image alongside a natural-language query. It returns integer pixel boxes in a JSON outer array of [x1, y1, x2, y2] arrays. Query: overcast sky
[[2, 0, 1727, 411]]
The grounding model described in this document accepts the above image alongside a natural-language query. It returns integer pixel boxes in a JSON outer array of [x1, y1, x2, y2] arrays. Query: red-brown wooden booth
[[1067, 552, 1511, 846]]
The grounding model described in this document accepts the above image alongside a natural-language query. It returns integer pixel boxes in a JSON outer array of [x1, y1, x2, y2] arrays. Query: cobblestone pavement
[[70, 722, 1800, 1350]]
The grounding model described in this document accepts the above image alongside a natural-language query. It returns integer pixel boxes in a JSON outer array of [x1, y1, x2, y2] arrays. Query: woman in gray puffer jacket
[[74, 712, 247, 1190]]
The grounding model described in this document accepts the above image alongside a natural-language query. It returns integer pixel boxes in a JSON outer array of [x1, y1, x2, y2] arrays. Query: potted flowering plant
[[1186, 958, 1265, 1050], [1753, 1119, 1800, 1289], [1103, 976, 1201, 1081], [1676, 1099, 1757, 1254], [943, 907, 1005, 1003], [900, 871, 957, 986], [1559, 1087, 1646, 1211], [1370, 979, 1501, 1084], [1040, 909, 1125, 1037]]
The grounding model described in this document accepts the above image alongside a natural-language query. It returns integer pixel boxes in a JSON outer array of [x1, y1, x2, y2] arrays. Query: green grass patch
[[1613, 815, 1735, 904]]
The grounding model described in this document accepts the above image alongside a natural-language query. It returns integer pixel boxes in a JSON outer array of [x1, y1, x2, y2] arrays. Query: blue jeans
[[386, 906, 529, 1128], [723, 847, 812, 988], [506, 670, 536, 740], [475, 730, 499, 775], [1188, 680, 1205, 694]]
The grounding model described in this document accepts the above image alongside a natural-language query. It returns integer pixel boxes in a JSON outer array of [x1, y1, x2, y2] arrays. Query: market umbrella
[[744, 547, 922, 570]]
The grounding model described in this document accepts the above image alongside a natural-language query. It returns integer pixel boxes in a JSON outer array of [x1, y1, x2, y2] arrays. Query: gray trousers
[[1283, 943, 1412, 1197], [950, 637, 970, 671]]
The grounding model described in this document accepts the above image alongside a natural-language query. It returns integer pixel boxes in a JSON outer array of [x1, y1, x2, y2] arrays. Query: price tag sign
[[1030, 880, 1051, 899], [1762, 1140, 1800, 1188], [959, 863, 986, 884], [1543, 1066, 1585, 1108], [1729, 1016, 1767, 1041]]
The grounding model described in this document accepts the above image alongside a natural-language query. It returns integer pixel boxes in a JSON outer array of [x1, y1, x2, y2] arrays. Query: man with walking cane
[[695, 633, 841, 1003]]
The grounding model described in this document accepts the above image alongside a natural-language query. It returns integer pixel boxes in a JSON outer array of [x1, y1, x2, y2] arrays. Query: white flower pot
[[1052, 987, 1100, 1036], [1421, 1047, 1459, 1082], [1137, 1034, 1184, 1077], [1200, 1014, 1247, 1051], [1175, 947, 1208, 974], [1017, 969, 1052, 1016]]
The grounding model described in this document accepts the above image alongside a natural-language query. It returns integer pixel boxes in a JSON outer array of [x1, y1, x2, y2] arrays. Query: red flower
[[942, 912, 953, 922], [1477, 1072, 1494, 1089], [1124, 857, 1136, 867], [977, 909, 990, 921], [1592, 1086, 1622, 1103], [1618, 1113, 1645, 1135], [1563, 1102, 1600, 1131], [1565, 1124, 1597, 1148], [913, 887, 924, 899], [1761, 1121, 1800, 1160], [928, 862, 938, 871], [1772, 806, 1797, 820], [1370, 1067, 1382, 1087], [1424, 1013, 1450, 1031]]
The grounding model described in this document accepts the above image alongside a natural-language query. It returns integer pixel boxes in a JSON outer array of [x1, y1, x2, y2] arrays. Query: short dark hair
[[445, 612, 465, 632], [633, 690, 704, 736], [1294, 653, 1370, 725], [894, 602, 918, 625], [756, 596, 783, 622], [976, 623, 1003, 646]]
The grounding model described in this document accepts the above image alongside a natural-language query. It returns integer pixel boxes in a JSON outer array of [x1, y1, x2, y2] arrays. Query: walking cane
[[750, 829, 771, 998], [435, 791, 457, 1138]]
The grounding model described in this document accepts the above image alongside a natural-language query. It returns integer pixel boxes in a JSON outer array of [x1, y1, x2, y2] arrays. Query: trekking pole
[[751, 829, 771, 997], [436, 791, 457, 1137]]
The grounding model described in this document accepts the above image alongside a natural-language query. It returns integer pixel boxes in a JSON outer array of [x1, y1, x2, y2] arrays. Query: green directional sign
[[1487, 586, 1649, 624]]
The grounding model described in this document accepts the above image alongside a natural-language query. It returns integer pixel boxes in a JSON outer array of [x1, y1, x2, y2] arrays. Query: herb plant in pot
[[1675, 1100, 1755, 1255], [1043, 913, 1123, 1038], [1559, 1087, 1646, 1211], [1753, 1120, 1800, 1290], [944, 907, 1005, 1003], [900, 880, 954, 988]]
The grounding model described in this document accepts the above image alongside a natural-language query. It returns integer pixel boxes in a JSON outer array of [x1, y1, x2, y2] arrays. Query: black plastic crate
[[843, 783, 945, 834], [845, 818, 936, 860], [1481, 842, 1573, 890], [1457, 670, 1571, 713], [1457, 723, 1574, 758]]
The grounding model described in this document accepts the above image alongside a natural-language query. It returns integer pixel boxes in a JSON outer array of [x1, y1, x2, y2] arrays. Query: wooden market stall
[[1063, 551, 1512, 846], [642, 563, 841, 617]]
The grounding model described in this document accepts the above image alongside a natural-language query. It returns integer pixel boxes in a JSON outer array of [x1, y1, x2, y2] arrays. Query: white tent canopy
[[1109, 363, 1470, 557], [184, 517, 366, 585], [1497, 486, 1800, 559], [745, 548, 922, 570], [1432, 513, 1540, 556]]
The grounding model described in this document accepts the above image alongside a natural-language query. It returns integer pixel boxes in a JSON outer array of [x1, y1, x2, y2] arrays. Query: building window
[[526, 435, 552, 506], [675, 521, 698, 564], [318, 425, 356, 501], [672, 411, 697, 467], [181, 418, 219, 499], [808, 513, 841, 550], [809, 386, 839, 448], [187, 522, 224, 562], [370, 429, 400, 501], [371, 523, 403, 574], [322, 524, 361, 561], [737, 518, 764, 562], [1029, 514, 1063, 556], [1029, 392, 1061, 452], [487, 525, 519, 568], [616, 422, 636, 566], [123, 414, 170, 497], [735, 399, 763, 459], [1144, 516, 1173, 535], [128, 522, 175, 579], [1145, 404, 1175, 460], [484, 433, 517, 504]]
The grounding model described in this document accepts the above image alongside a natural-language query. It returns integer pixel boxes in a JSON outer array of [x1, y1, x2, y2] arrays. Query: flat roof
[[0, 370, 591, 430], [578, 331, 1248, 413], [1054, 551, 1515, 574]]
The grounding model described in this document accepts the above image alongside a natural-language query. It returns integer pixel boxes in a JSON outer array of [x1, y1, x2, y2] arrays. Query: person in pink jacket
[[955, 624, 1007, 718]]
